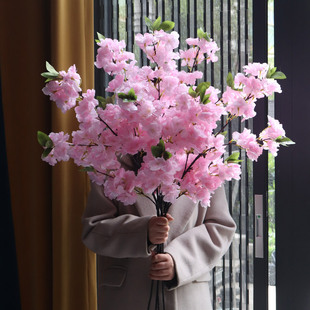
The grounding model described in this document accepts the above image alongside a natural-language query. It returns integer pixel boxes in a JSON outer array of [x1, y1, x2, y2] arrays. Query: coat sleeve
[[81, 182, 152, 258], [165, 186, 236, 289]]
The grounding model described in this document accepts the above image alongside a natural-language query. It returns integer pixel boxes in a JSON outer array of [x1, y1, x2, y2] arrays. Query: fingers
[[148, 215, 173, 245], [148, 216, 175, 280], [149, 270, 172, 280], [151, 253, 169, 265], [149, 253, 175, 281], [166, 213, 174, 222], [154, 216, 170, 226]]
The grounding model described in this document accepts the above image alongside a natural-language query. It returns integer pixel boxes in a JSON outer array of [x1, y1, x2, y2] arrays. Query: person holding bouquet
[[82, 155, 236, 310]]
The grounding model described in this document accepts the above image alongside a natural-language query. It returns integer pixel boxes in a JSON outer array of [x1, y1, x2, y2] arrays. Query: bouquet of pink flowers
[[38, 17, 293, 210]]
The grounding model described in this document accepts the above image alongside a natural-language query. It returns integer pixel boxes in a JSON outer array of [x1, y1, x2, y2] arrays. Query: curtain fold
[[0, 1, 97, 309], [50, 1, 96, 310]]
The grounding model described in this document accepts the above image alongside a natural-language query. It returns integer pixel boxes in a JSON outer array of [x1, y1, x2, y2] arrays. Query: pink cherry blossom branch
[[189, 47, 201, 72], [91, 168, 114, 179], [70, 143, 99, 147], [97, 114, 118, 136], [214, 113, 236, 137], [213, 90, 255, 138], [135, 188, 156, 205], [181, 147, 215, 179]]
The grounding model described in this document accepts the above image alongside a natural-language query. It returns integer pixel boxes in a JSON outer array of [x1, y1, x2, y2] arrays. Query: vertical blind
[[94, 1, 253, 309]]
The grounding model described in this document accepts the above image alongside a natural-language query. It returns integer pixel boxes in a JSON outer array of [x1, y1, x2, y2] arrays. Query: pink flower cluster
[[135, 30, 180, 70], [41, 29, 289, 207], [232, 114, 287, 161], [233, 129, 263, 161], [75, 89, 99, 129], [180, 37, 219, 67], [223, 63, 282, 120], [42, 132, 70, 166], [95, 38, 136, 75], [260, 115, 286, 156], [42, 65, 81, 113]]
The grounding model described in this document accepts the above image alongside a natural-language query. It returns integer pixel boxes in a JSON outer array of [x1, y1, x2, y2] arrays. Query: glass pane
[[268, 0, 276, 309]]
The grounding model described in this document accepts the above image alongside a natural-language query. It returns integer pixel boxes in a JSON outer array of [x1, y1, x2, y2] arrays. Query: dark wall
[[275, 1, 310, 309], [0, 79, 21, 308], [252, 0, 269, 309]]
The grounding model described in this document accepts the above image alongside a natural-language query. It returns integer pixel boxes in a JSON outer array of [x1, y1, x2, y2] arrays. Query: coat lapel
[[168, 195, 198, 241], [135, 193, 158, 217]]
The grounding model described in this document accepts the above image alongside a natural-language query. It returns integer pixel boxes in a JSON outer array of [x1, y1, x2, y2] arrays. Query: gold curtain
[[0, 1, 97, 309]]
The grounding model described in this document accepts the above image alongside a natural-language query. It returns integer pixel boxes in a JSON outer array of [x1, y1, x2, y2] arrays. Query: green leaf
[[37, 131, 53, 148], [267, 66, 277, 78], [227, 72, 235, 89], [97, 32, 105, 41], [80, 166, 95, 172], [44, 78, 54, 83], [196, 82, 210, 94], [151, 146, 163, 158], [117, 92, 127, 99], [145, 17, 153, 30], [163, 151, 172, 160], [152, 16, 162, 31], [194, 82, 210, 102], [266, 66, 286, 79], [270, 71, 286, 79], [225, 151, 243, 163], [96, 96, 106, 102], [96, 96, 107, 110], [158, 21, 175, 32], [128, 88, 137, 99], [199, 85, 209, 103], [228, 159, 243, 163], [157, 139, 165, 152], [41, 70, 59, 83], [46, 61, 59, 75], [95, 32, 105, 43], [45, 139, 53, 148], [188, 86, 198, 98], [202, 93, 211, 104], [219, 131, 228, 137], [151, 139, 166, 158], [106, 94, 116, 104], [41, 72, 59, 79], [118, 88, 137, 102], [42, 147, 53, 158], [197, 28, 204, 40], [197, 28, 210, 41], [275, 136, 295, 146], [96, 95, 115, 107]]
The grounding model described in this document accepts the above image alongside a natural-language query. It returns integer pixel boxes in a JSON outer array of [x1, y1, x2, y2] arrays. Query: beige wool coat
[[82, 183, 236, 310]]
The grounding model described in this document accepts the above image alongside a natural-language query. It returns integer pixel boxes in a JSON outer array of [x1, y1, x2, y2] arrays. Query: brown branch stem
[[97, 114, 118, 136]]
